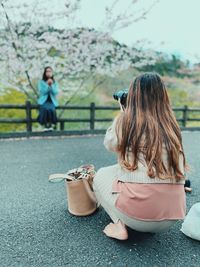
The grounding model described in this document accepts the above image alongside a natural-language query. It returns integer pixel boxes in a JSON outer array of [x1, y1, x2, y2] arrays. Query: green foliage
[[168, 88, 189, 106], [0, 89, 38, 132], [167, 88, 200, 127], [57, 92, 118, 131], [140, 53, 190, 78]]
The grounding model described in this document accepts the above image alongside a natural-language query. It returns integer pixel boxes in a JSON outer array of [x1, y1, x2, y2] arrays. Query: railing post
[[90, 102, 95, 130], [182, 105, 188, 127], [60, 121, 64, 131], [25, 100, 32, 132]]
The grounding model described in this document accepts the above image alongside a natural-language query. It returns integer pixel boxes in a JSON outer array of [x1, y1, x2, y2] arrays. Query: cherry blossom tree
[[0, 0, 158, 103]]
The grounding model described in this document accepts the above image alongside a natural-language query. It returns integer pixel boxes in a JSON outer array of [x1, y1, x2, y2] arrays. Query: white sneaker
[[43, 128, 49, 132]]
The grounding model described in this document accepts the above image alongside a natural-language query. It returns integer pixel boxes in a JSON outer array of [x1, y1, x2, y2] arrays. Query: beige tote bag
[[49, 165, 97, 216]]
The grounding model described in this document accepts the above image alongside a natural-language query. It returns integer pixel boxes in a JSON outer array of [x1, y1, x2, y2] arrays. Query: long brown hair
[[116, 72, 186, 180]]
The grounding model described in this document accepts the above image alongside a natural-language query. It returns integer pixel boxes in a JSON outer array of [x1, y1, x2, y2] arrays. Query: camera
[[113, 88, 128, 108]]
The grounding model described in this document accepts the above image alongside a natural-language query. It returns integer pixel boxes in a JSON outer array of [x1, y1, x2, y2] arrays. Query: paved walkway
[[0, 133, 200, 267]]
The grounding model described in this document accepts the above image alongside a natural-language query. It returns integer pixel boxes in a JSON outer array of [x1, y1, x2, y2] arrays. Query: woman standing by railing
[[37, 66, 59, 131]]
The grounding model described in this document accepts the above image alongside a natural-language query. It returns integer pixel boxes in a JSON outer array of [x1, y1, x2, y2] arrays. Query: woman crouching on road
[[93, 72, 186, 240]]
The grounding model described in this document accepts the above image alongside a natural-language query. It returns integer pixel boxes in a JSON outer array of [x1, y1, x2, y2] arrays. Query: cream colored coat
[[103, 116, 185, 185]]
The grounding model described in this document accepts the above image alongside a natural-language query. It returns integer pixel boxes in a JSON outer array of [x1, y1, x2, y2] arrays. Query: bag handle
[[48, 173, 73, 183], [82, 179, 97, 203]]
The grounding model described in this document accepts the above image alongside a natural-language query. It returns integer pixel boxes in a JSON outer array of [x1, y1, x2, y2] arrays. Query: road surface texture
[[0, 132, 200, 267]]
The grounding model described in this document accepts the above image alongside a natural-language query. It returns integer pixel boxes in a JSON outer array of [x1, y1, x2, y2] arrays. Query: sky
[[77, 0, 200, 63]]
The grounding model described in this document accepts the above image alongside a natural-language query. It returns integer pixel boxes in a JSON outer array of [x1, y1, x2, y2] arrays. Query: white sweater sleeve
[[103, 117, 119, 152]]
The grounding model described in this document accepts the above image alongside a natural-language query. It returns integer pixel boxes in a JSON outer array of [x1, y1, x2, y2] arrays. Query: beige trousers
[[93, 165, 177, 233]]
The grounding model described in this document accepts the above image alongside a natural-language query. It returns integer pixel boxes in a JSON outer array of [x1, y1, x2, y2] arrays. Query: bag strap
[[82, 179, 97, 203], [48, 173, 73, 183]]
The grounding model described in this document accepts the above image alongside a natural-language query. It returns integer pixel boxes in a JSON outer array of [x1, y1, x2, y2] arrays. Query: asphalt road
[[0, 133, 200, 267]]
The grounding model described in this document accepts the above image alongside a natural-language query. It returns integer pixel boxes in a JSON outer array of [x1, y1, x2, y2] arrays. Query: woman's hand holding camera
[[118, 99, 125, 112]]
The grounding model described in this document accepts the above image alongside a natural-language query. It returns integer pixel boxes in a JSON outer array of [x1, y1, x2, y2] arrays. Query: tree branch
[[80, 77, 107, 100], [58, 75, 90, 118], [1, 2, 38, 100], [25, 70, 38, 97]]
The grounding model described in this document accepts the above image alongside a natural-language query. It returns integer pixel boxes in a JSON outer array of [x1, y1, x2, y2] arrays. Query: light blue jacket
[[37, 80, 59, 107]]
